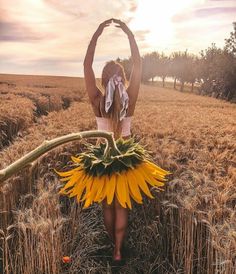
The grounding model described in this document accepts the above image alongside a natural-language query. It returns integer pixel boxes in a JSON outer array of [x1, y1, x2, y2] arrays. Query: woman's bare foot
[[113, 248, 122, 261]]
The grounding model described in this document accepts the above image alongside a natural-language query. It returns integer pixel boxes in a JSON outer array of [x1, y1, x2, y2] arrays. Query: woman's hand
[[112, 19, 133, 37], [93, 19, 113, 38]]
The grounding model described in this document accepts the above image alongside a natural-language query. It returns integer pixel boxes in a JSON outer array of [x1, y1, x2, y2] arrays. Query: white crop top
[[95, 116, 132, 137]]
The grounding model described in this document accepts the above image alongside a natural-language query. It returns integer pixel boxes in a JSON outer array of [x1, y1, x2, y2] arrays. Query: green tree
[[157, 53, 170, 87], [225, 22, 236, 56], [169, 52, 181, 89], [116, 57, 132, 80], [141, 52, 159, 82], [199, 42, 236, 100]]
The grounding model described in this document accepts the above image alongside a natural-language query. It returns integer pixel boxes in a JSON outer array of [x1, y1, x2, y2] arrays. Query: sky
[[0, 0, 236, 77]]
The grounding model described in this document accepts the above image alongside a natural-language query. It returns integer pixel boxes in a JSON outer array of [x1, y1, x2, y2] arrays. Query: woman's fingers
[[114, 21, 132, 36], [105, 18, 113, 24], [113, 18, 122, 24], [101, 18, 113, 27], [97, 18, 132, 33], [113, 19, 128, 29], [93, 19, 113, 38], [97, 20, 111, 34]]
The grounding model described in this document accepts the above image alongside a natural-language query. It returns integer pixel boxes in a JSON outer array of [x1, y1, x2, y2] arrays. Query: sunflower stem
[[0, 130, 120, 184]]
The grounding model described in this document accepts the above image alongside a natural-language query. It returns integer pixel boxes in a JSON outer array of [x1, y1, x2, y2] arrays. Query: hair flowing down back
[[101, 61, 127, 139]]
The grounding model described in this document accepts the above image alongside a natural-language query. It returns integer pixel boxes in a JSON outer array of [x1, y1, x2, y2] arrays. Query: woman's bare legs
[[113, 197, 128, 260], [102, 200, 115, 242], [102, 198, 129, 261]]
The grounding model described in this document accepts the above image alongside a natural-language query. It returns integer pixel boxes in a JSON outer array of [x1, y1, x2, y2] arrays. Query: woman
[[83, 18, 142, 261]]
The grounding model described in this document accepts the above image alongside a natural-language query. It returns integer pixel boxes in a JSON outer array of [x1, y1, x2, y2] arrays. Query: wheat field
[[0, 74, 235, 274]]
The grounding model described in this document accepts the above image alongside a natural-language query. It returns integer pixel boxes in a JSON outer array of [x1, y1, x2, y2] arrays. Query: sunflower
[[55, 137, 171, 209]]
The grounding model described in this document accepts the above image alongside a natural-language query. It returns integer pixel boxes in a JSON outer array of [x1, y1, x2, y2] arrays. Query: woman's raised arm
[[113, 19, 142, 109], [83, 19, 112, 103]]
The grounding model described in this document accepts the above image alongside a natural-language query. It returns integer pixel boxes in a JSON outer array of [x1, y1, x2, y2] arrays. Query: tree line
[[117, 22, 236, 102]]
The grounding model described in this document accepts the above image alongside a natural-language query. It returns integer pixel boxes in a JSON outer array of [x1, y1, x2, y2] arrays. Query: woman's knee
[[102, 200, 114, 210], [114, 197, 127, 210]]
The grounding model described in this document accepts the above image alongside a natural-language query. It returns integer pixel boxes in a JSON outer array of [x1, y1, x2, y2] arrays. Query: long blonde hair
[[100, 61, 127, 139]]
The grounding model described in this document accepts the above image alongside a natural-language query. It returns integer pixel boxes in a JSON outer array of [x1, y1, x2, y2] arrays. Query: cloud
[[194, 6, 236, 17], [171, 13, 192, 23], [0, 21, 52, 42], [135, 29, 150, 42], [169, 0, 236, 55], [129, 2, 138, 12], [30, 57, 83, 65], [173, 19, 232, 55], [43, 0, 88, 18], [0, 0, 139, 76], [172, 0, 236, 23], [209, 0, 234, 1]]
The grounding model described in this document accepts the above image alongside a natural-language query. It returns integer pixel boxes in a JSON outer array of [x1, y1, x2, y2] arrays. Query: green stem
[[0, 130, 120, 184]]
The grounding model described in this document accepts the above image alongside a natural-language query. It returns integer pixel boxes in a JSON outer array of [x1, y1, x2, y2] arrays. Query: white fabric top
[[95, 116, 132, 137]]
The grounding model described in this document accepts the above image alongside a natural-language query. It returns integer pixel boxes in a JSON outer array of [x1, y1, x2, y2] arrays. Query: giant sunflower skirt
[[55, 138, 171, 209]]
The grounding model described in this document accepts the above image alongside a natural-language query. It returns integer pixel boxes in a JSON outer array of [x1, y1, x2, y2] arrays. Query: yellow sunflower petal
[[83, 196, 92, 209], [116, 173, 127, 208], [69, 173, 88, 198], [106, 174, 117, 205], [147, 166, 168, 179], [76, 180, 87, 201], [80, 175, 94, 202], [94, 176, 106, 202], [136, 164, 155, 186], [129, 191, 143, 204], [139, 163, 166, 187], [131, 169, 154, 199], [55, 166, 82, 177], [71, 156, 82, 163], [144, 160, 171, 175], [59, 176, 72, 182], [97, 175, 109, 203], [88, 177, 103, 203], [123, 173, 132, 209], [133, 165, 155, 185], [59, 170, 85, 194], [69, 182, 85, 198], [126, 170, 143, 204]]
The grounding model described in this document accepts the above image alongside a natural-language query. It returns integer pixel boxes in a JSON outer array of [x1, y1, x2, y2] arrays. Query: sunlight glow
[[130, 0, 204, 51]]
